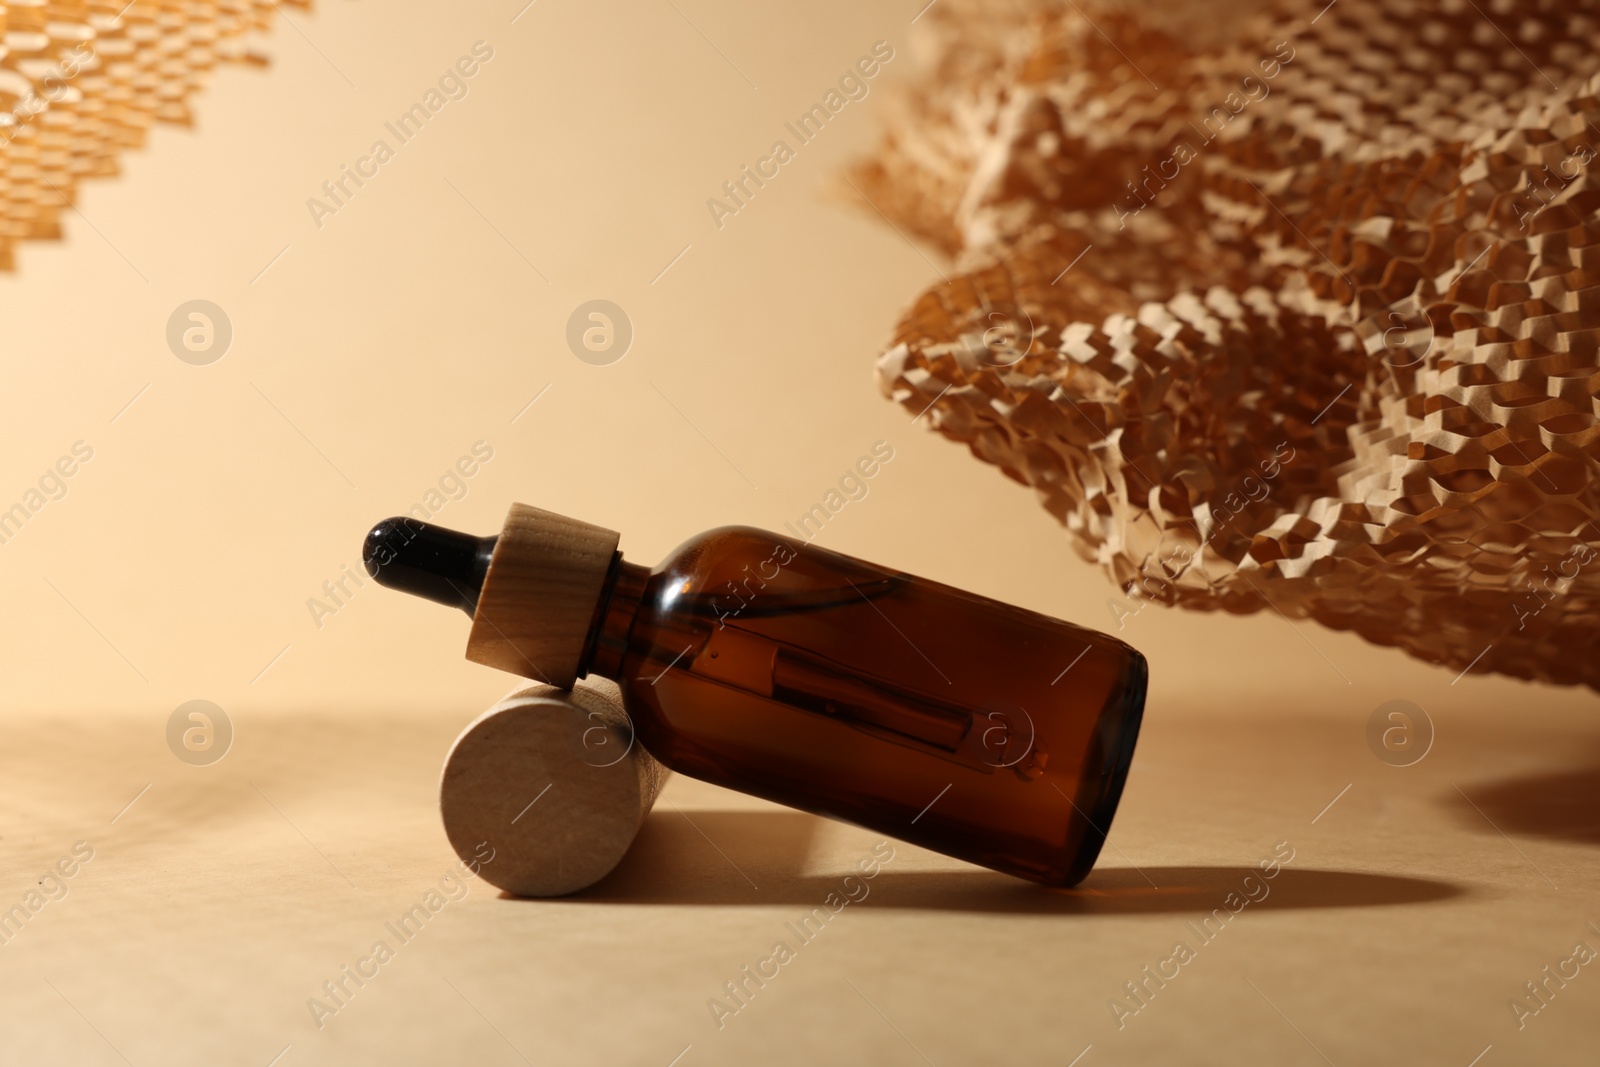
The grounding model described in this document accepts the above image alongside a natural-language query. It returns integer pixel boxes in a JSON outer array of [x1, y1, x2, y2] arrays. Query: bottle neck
[[580, 555, 650, 681]]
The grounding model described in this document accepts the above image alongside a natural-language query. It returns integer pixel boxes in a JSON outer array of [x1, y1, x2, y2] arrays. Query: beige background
[[0, 1, 1596, 1063]]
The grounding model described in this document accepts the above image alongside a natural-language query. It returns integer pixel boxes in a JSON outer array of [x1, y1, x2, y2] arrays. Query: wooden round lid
[[440, 679, 668, 897], [464, 504, 621, 687]]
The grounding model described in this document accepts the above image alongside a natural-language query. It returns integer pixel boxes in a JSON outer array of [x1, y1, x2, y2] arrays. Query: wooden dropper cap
[[464, 503, 621, 688]]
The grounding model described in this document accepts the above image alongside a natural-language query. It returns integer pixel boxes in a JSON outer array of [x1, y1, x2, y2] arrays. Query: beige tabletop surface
[[1, 0, 1597, 1063]]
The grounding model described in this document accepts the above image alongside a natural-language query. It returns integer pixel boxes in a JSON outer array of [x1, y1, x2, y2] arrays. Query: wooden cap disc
[[440, 678, 668, 897], [465, 503, 621, 687]]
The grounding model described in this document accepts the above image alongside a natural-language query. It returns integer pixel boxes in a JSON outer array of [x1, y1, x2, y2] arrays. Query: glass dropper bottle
[[365, 504, 1147, 887]]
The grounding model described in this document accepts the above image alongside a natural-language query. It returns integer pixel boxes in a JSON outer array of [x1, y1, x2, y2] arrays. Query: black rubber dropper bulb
[[363, 517, 497, 617]]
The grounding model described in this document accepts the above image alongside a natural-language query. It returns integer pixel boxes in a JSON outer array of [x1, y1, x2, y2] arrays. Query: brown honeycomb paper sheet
[[0, 0, 307, 271], [860, 0, 1600, 690]]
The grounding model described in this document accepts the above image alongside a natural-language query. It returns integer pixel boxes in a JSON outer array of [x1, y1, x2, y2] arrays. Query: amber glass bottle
[[366, 505, 1148, 887]]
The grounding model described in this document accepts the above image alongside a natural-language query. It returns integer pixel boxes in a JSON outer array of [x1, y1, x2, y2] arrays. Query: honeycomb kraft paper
[[860, 0, 1600, 690], [0, 1, 307, 271]]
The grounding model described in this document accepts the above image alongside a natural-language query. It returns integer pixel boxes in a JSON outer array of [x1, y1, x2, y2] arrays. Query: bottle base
[[1055, 649, 1149, 888]]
